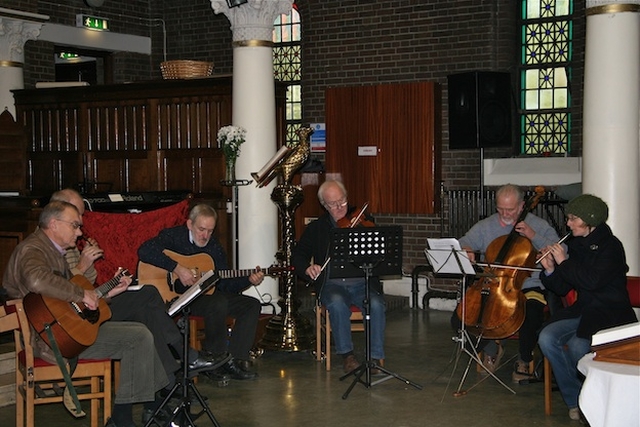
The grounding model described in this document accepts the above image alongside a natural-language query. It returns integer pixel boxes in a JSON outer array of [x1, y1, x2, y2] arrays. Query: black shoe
[[202, 369, 231, 382], [105, 417, 137, 427], [220, 359, 258, 380], [201, 351, 233, 368], [235, 358, 253, 372], [141, 407, 172, 425], [187, 351, 231, 375]]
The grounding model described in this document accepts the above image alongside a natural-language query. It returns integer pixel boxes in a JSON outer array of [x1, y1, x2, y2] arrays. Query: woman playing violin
[[452, 184, 563, 382], [292, 180, 386, 374]]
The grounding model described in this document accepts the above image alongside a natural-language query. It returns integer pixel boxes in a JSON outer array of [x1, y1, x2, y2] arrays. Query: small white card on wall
[[358, 146, 378, 156]]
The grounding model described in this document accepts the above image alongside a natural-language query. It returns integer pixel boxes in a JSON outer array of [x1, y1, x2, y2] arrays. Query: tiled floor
[[1, 307, 579, 427]]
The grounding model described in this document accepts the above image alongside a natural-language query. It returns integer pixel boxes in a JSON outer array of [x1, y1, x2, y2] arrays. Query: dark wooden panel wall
[[13, 77, 249, 196], [325, 82, 441, 214]]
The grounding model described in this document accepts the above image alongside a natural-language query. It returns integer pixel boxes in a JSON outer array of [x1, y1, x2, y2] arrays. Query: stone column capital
[[586, 1, 640, 15], [0, 8, 48, 62], [210, 0, 293, 43]]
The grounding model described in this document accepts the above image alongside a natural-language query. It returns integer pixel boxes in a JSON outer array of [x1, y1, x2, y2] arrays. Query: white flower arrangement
[[217, 125, 246, 163]]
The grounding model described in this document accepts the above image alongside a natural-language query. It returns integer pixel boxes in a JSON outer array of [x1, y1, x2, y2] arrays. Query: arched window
[[519, 0, 574, 155], [273, 4, 302, 146]]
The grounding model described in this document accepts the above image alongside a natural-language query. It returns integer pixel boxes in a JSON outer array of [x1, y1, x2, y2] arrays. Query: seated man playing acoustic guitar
[[50, 189, 228, 412], [2, 200, 168, 427], [138, 203, 264, 381]]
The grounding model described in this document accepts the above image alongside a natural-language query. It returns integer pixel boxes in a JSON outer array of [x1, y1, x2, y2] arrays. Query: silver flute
[[535, 232, 572, 264]]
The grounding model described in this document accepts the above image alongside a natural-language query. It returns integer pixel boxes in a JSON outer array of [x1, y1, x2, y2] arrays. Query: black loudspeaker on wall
[[447, 71, 512, 149]]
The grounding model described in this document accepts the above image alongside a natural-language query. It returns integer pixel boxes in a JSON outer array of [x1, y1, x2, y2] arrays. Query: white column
[[0, 9, 48, 118], [583, 2, 640, 275], [211, 0, 293, 309]]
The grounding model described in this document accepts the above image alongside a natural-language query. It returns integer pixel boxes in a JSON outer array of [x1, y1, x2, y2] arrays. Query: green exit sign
[[76, 14, 110, 31]]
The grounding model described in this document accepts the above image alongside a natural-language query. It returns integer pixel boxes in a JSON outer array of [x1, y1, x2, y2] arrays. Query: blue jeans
[[538, 317, 591, 409], [320, 279, 386, 360]]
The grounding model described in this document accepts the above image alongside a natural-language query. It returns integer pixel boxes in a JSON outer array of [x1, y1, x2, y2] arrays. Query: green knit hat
[[566, 194, 608, 226]]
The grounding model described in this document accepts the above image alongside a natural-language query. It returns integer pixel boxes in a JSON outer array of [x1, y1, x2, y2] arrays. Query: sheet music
[[425, 238, 475, 275], [167, 270, 219, 317]]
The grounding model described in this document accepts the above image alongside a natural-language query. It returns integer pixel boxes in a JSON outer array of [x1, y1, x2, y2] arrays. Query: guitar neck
[[217, 266, 288, 279], [218, 268, 260, 280], [94, 271, 127, 299]]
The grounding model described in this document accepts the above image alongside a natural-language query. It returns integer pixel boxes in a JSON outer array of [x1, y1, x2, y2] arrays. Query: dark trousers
[[518, 297, 546, 362], [190, 290, 261, 360], [110, 286, 183, 379]]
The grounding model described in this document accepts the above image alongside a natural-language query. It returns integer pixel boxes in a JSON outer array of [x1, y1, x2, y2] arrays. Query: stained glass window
[[273, 5, 302, 146], [520, 0, 573, 154]]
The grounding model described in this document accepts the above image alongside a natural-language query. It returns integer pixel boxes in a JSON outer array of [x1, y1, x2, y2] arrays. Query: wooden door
[[325, 82, 441, 214]]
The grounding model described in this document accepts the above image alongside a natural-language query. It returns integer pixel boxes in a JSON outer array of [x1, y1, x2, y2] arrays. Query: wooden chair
[[315, 303, 364, 371], [543, 276, 640, 415], [7, 300, 112, 427]]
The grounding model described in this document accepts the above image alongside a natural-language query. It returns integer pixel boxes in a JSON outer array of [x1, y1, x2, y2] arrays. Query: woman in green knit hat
[[537, 194, 636, 421]]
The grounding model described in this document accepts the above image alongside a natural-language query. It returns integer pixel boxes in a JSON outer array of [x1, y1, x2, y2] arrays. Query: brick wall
[[159, 0, 233, 75], [10, 0, 585, 271], [0, 0, 38, 13]]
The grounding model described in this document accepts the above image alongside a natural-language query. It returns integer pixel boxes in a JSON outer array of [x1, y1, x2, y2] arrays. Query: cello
[[456, 186, 546, 339]]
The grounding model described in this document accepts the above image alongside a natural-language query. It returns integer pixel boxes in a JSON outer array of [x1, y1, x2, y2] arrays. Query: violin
[[310, 203, 375, 282], [337, 202, 375, 228]]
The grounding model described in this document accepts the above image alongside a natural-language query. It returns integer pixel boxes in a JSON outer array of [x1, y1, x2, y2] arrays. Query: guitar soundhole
[[82, 308, 100, 324], [173, 279, 188, 295]]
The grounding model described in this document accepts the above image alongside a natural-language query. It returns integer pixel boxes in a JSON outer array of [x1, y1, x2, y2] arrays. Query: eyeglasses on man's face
[[324, 197, 347, 210], [57, 219, 83, 230]]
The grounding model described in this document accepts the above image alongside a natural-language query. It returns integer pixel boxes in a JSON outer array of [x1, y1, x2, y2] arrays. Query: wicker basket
[[160, 60, 214, 79]]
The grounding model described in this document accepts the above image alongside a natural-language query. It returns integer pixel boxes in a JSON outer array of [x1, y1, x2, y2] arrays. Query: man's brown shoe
[[343, 354, 359, 373], [370, 359, 385, 375]]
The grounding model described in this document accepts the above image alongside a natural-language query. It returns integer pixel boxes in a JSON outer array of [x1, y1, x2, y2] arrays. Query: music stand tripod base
[[444, 257, 516, 397], [328, 227, 423, 399], [144, 272, 223, 427]]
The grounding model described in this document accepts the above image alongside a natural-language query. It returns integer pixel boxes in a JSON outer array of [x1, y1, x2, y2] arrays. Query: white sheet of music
[[425, 238, 476, 275], [167, 270, 217, 317]]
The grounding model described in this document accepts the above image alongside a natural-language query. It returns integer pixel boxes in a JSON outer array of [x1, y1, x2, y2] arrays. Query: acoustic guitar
[[23, 269, 130, 358], [137, 249, 291, 303]]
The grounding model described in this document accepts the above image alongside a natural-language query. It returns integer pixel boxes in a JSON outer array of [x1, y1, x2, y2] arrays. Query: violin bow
[[350, 202, 369, 227]]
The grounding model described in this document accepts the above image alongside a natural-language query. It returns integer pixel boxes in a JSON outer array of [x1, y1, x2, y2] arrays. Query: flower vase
[[225, 159, 236, 183]]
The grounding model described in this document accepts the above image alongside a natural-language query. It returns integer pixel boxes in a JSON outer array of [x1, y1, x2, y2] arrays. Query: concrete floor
[[1, 307, 579, 427]]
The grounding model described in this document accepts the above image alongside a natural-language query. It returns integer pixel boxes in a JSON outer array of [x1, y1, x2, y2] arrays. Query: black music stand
[[328, 226, 423, 399], [424, 242, 516, 398], [144, 270, 225, 427]]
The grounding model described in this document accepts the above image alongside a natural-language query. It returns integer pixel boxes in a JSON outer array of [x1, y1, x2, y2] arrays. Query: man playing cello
[[453, 184, 562, 382]]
